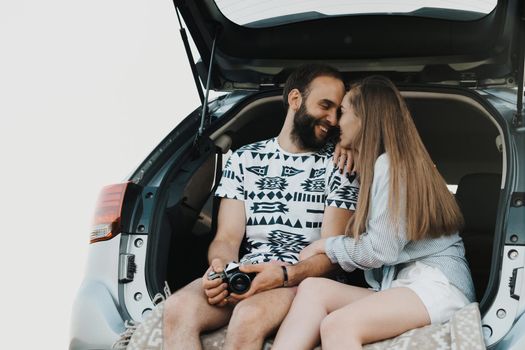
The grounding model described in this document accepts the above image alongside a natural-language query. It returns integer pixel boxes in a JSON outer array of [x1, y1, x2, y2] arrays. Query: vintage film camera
[[207, 262, 256, 294]]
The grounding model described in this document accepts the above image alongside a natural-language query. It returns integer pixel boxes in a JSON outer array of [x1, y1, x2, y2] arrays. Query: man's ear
[[288, 89, 302, 112]]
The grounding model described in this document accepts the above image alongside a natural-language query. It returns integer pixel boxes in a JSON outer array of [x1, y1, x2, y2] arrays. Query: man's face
[[291, 76, 345, 150]]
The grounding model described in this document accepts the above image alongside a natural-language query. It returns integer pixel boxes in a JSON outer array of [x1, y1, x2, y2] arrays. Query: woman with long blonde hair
[[272, 76, 475, 349]]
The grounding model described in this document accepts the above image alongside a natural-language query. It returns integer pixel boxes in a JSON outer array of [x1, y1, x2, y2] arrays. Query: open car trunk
[[174, 0, 523, 90], [145, 85, 505, 347]]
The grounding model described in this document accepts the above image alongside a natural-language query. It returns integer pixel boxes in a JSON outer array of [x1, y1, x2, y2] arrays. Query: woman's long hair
[[345, 76, 463, 240]]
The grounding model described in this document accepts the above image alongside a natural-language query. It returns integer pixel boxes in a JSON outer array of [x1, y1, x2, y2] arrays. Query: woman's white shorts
[[390, 261, 470, 324]]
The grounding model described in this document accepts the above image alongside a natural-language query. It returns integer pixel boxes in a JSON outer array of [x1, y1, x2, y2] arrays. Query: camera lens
[[228, 273, 252, 294]]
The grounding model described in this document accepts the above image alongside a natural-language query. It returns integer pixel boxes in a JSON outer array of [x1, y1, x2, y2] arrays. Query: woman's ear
[[288, 89, 302, 112]]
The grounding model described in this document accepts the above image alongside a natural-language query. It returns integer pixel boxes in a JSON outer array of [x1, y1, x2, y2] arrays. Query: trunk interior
[[149, 87, 504, 312]]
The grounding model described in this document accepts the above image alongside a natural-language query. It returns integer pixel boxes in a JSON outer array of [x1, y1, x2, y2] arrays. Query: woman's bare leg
[[321, 287, 431, 350], [272, 277, 374, 350]]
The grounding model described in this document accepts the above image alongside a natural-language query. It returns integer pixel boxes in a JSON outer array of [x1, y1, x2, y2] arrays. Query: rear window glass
[[215, 0, 497, 28]]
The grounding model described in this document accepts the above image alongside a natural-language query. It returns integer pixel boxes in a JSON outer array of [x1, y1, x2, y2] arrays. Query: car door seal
[[513, 12, 525, 127]]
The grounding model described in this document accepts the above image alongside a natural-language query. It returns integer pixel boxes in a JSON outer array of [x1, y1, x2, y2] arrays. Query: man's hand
[[333, 143, 354, 174], [228, 262, 287, 301], [299, 239, 327, 261], [201, 258, 230, 307]]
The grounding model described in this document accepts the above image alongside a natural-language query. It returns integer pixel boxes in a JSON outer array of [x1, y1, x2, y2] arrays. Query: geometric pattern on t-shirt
[[305, 221, 323, 228], [328, 168, 341, 192], [256, 177, 288, 191], [335, 184, 359, 202], [266, 229, 309, 256], [346, 171, 358, 184], [282, 154, 316, 163], [293, 193, 326, 203], [240, 140, 266, 151], [215, 137, 360, 264], [246, 215, 302, 228], [246, 165, 268, 176], [281, 166, 304, 177], [250, 152, 275, 161], [301, 178, 326, 192], [241, 230, 310, 263], [250, 202, 289, 214], [234, 186, 244, 198], [310, 168, 326, 178], [246, 191, 292, 201], [222, 169, 235, 180]]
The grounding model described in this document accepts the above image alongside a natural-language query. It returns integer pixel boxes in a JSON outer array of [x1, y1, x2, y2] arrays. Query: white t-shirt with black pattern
[[215, 137, 359, 265]]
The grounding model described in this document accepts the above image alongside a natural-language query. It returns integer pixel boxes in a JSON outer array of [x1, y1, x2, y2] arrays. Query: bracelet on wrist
[[281, 265, 289, 287]]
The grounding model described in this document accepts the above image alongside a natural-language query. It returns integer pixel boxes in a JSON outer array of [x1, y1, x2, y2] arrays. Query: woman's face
[[338, 93, 362, 150]]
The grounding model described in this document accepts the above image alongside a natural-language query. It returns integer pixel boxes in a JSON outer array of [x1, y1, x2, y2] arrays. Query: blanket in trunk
[[114, 300, 486, 350]]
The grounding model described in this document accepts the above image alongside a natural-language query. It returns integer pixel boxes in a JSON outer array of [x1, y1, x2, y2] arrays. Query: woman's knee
[[296, 277, 327, 297], [295, 277, 335, 308], [320, 310, 360, 343], [320, 313, 337, 339]]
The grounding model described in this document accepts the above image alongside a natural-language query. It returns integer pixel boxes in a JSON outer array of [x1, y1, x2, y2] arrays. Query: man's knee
[[164, 281, 205, 328], [226, 301, 269, 348], [229, 300, 265, 330]]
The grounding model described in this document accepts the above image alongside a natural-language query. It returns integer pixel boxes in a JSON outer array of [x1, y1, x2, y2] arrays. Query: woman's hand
[[333, 143, 354, 174], [299, 239, 327, 261]]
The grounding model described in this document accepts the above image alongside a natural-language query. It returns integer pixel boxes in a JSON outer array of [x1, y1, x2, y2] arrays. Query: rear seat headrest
[[214, 134, 233, 154], [455, 173, 501, 232]]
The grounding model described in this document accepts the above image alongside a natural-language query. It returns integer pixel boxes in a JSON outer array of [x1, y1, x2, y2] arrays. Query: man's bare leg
[[223, 287, 297, 350], [163, 279, 233, 350]]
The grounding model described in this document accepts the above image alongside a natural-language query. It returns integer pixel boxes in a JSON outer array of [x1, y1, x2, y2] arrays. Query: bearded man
[[163, 64, 359, 350]]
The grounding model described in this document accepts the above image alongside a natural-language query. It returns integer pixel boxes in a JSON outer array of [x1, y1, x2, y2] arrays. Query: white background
[[0, 1, 499, 348], [0, 1, 200, 348]]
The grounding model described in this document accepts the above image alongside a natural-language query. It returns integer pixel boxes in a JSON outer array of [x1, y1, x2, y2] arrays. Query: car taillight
[[90, 182, 129, 243]]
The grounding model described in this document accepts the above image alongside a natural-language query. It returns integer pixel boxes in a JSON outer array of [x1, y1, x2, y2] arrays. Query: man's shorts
[[390, 261, 470, 324]]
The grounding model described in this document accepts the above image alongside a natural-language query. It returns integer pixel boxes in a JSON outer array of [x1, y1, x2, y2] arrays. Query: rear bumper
[[69, 281, 124, 350], [69, 237, 123, 349]]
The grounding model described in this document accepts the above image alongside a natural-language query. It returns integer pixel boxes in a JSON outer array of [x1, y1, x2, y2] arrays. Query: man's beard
[[291, 103, 340, 151]]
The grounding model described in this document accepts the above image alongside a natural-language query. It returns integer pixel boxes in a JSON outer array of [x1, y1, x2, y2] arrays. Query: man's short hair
[[282, 64, 344, 110]]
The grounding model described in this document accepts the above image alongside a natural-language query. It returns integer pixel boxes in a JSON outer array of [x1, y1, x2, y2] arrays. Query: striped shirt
[[325, 154, 476, 302]]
